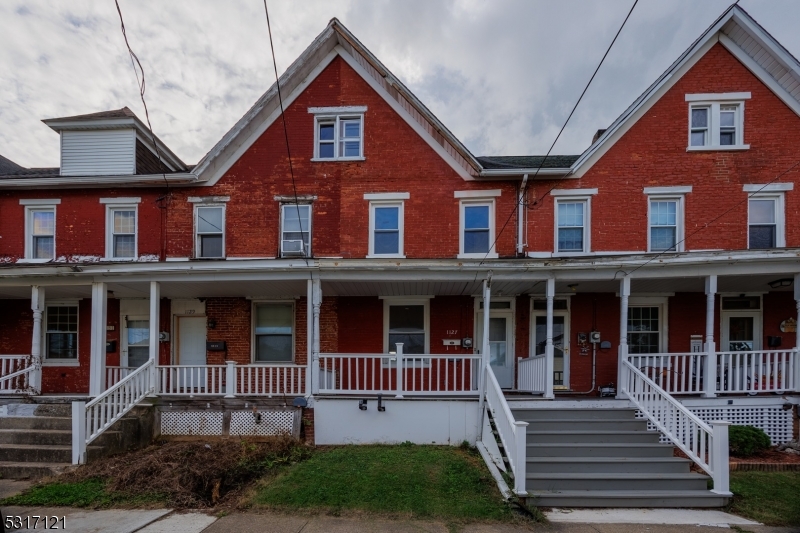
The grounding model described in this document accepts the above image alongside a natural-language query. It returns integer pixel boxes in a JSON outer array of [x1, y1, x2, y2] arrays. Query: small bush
[[729, 425, 771, 457]]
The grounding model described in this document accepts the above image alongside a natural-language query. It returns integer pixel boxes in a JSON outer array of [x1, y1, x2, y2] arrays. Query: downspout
[[516, 174, 528, 256]]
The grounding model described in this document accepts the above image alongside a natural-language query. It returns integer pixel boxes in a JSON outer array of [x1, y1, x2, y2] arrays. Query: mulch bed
[[675, 446, 800, 473]]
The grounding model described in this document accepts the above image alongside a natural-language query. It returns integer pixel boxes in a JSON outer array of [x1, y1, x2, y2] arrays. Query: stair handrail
[[0, 365, 34, 393], [621, 359, 730, 495], [72, 359, 154, 464], [484, 365, 528, 495]]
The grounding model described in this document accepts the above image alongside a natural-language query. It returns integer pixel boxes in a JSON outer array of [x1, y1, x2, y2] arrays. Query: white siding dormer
[[60, 129, 136, 176]]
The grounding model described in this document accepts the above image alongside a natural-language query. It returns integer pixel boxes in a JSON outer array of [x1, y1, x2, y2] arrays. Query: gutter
[[479, 168, 573, 178], [517, 174, 528, 255]]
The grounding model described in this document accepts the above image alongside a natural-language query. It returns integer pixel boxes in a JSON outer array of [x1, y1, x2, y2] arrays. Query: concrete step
[[512, 408, 636, 421], [525, 489, 728, 508], [526, 442, 675, 458], [526, 457, 691, 474], [0, 416, 72, 431], [0, 443, 102, 463], [0, 428, 123, 447], [0, 461, 74, 480], [527, 430, 661, 444], [524, 419, 649, 432], [525, 472, 710, 491]]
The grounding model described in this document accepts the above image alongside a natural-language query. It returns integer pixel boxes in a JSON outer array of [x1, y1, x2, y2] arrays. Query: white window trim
[[104, 204, 139, 260], [458, 199, 497, 259], [627, 296, 669, 354], [99, 197, 141, 205], [643, 186, 692, 195], [687, 100, 749, 150], [194, 204, 226, 259], [747, 193, 785, 249], [42, 300, 80, 367], [19, 199, 61, 206], [367, 200, 405, 258], [24, 205, 56, 261], [364, 192, 410, 201], [250, 300, 295, 364], [743, 183, 794, 192], [550, 188, 599, 197], [647, 195, 685, 253], [553, 196, 591, 256], [280, 203, 312, 258], [454, 189, 502, 199], [187, 196, 231, 204], [685, 92, 752, 102], [310, 111, 365, 161], [382, 298, 430, 354]]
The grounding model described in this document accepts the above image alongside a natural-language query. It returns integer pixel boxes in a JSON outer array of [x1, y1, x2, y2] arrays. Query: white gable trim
[[685, 92, 751, 101]]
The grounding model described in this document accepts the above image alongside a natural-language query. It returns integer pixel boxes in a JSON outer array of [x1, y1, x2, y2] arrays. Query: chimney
[[592, 129, 607, 144]]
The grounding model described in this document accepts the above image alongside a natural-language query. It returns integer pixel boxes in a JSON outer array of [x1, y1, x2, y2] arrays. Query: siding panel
[[61, 129, 135, 176]]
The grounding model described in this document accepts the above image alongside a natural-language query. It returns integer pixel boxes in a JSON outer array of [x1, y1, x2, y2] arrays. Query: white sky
[[1, 0, 798, 168]]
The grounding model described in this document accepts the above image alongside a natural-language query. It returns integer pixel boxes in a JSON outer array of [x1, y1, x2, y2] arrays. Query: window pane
[[464, 205, 489, 229], [389, 305, 424, 332], [464, 230, 489, 253], [720, 107, 736, 127], [255, 304, 293, 335], [341, 120, 360, 138], [749, 225, 776, 249], [255, 335, 293, 362], [749, 199, 775, 224], [126, 320, 150, 346], [557, 202, 584, 227], [374, 231, 399, 254], [46, 306, 78, 359], [690, 131, 706, 146], [319, 123, 334, 141], [32, 211, 54, 235], [113, 210, 135, 234], [342, 140, 360, 157], [199, 235, 223, 257], [33, 236, 54, 259], [388, 333, 424, 354], [719, 130, 736, 145], [283, 205, 310, 232], [558, 228, 583, 252], [628, 306, 659, 354], [319, 143, 334, 158], [114, 235, 136, 258], [197, 207, 223, 234], [650, 201, 676, 226], [722, 297, 760, 310], [374, 207, 398, 230], [650, 227, 676, 251], [691, 108, 708, 128], [47, 333, 78, 358]]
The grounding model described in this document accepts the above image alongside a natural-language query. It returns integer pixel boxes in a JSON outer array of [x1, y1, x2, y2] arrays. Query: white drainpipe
[[516, 174, 528, 255]]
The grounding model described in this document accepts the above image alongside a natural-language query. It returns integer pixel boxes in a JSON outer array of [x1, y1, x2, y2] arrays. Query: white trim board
[[644, 186, 692, 195], [743, 183, 793, 192]]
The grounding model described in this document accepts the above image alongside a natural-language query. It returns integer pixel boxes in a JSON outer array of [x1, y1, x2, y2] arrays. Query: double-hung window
[[455, 190, 500, 259], [686, 93, 750, 150], [365, 193, 408, 258], [195, 205, 225, 258], [281, 204, 311, 257], [310, 107, 366, 161], [551, 190, 595, 254], [101, 198, 140, 259], [744, 184, 791, 249], [644, 188, 689, 252], [45, 304, 78, 361], [253, 302, 294, 363], [627, 306, 661, 354], [385, 300, 429, 355], [21, 200, 60, 261]]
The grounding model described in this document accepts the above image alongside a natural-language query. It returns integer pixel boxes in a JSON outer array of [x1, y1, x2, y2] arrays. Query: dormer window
[[685, 93, 750, 150], [309, 106, 366, 161]]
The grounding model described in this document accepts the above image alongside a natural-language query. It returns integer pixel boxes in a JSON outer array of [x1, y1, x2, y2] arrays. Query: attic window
[[685, 93, 750, 151], [309, 106, 366, 161]]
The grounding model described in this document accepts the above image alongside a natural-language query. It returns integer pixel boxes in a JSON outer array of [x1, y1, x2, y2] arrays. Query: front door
[[177, 316, 207, 365], [721, 312, 762, 352], [476, 307, 514, 388], [533, 315, 569, 389], [122, 316, 150, 368]]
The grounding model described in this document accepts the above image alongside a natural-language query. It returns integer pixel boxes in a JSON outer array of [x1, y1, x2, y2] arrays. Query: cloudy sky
[[1, 0, 799, 168]]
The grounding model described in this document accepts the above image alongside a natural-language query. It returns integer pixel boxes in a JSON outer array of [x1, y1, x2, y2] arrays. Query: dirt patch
[[63, 437, 311, 508], [731, 448, 800, 464]]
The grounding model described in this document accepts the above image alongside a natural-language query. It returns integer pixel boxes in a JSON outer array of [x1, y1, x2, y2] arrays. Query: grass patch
[[727, 471, 800, 526], [2, 479, 162, 508], [253, 444, 517, 522]]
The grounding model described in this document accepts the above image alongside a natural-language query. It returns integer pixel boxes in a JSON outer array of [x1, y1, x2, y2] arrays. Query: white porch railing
[[157, 365, 227, 395], [155, 363, 306, 397], [0, 355, 33, 393], [317, 352, 481, 395], [106, 366, 137, 388], [236, 364, 305, 396], [517, 355, 546, 393], [717, 349, 796, 394], [485, 366, 528, 495], [626, 353, 706, 395], [72, 359, 154, 464], [621, 360, 730, 494]]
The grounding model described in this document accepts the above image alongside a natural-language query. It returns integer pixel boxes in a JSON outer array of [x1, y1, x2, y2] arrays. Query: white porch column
[[29, 286, 45, 394], [148, 282, 160, 391], [794, 273, 800, 392], [703, 275, 718, 398], [311, 277, 322, 395], [89, 282, 108, 396], [477, 278, 491, 417], [617, 276, 630, 398], [306, 279, 313, 395], [544, 278, 555, 399]]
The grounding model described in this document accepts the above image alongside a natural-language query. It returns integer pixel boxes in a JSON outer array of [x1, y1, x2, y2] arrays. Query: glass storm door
[[123, 317, 150, 368], [722, 314, 761, 352], [476, 311, 513, 388], [534, 316, 567, 388]]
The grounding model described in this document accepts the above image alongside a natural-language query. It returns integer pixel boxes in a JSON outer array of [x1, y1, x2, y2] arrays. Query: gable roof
[[43, 107, 138, 122], [0, 154, 24, 174], [569, 4, 800, 177]]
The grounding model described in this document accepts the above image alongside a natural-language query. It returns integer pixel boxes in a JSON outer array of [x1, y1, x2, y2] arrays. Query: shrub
[[729, 425, 771, 457]]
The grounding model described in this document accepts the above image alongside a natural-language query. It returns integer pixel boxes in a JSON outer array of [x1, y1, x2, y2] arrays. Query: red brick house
[[0, 5, 798, 506]]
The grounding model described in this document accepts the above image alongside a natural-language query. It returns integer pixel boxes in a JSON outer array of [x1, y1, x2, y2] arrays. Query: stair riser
[[0, 464, 72, 480], [526, 461, 690, 474], [528, 433, 661, 444], [526, 495, 728, 508], [513, 409, 635, 421], [526, 477, 709, 491], [0, 447, 71, 463], [0, 417, 72, 431], [525, 420, 648, 431], [0, 431, 71, 446], [527, 445, 674, 458]]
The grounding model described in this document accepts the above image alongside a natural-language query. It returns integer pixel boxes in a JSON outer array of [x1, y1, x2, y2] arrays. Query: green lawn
[[253, 444, 520, 522], [1, 479, 163, 508], [728, 471, 800, 526]]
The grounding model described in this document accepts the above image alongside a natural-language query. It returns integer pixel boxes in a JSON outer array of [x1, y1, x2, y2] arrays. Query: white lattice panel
[[161, 411, 224, 436], [636, 405, 794, 445], [229, 410, 296, 437]]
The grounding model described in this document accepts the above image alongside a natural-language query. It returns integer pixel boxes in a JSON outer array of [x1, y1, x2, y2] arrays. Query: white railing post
[[794, 348, 800, 393], [29, 286, 45, 394], [148, 282, 160, 391], [513, 420, 529, 495], [544, 278, 555, 399], [703, 275, 717, 398], [71, 401, 86, 465], [477, 277, 492, 419], [617, 276, 630, 399], [312, 277, 322, 395], [89, 282, 108, 397], [710, 420, 731, 495], [395, 343, 404, 398], [795, 274, 800, 391], [225, 361, 237, 398]]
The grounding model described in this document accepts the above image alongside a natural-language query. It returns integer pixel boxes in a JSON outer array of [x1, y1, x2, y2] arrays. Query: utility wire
[[476, 0, 639, 269], [263, 0, 309, 267]]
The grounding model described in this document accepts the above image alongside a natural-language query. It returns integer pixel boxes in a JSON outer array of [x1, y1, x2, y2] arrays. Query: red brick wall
[[41, 298, 91, 394], [568, 293, 620, 392], [763, 291, 797, 350], [205, 298, 250, 365]]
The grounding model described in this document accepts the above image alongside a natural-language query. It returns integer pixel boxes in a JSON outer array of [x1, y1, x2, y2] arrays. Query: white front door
[[476, 306, 514, 388], [122, 316, 150, 368], [532, 313, 570, 389], [721, 312, 762, 352], [177, 316, 207, 365]]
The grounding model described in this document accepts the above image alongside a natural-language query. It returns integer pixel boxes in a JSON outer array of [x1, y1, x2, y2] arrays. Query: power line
[[477, 0, 639, 268], [262, 0, 309, 267]]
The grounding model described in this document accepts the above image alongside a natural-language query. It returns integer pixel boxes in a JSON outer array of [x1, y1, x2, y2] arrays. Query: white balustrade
[[716, 350, 796, 394], [485, 366, 528, 495], [236, 364, 305, 396], [317, 353, 481, 395], [621, 360, 730, 495], [106, 366, 136, 388], [517, 355, 547, 393], [0, 355, 32, 393], [72, 359, 153, 464], [626, 353, 706, 394], [157, 365, 226, 395]]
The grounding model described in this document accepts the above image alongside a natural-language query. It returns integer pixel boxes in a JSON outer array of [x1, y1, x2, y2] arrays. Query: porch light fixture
[[208, 319, 217, 329], [568, 284, 579, 292], [768, 278, 793, 289]]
